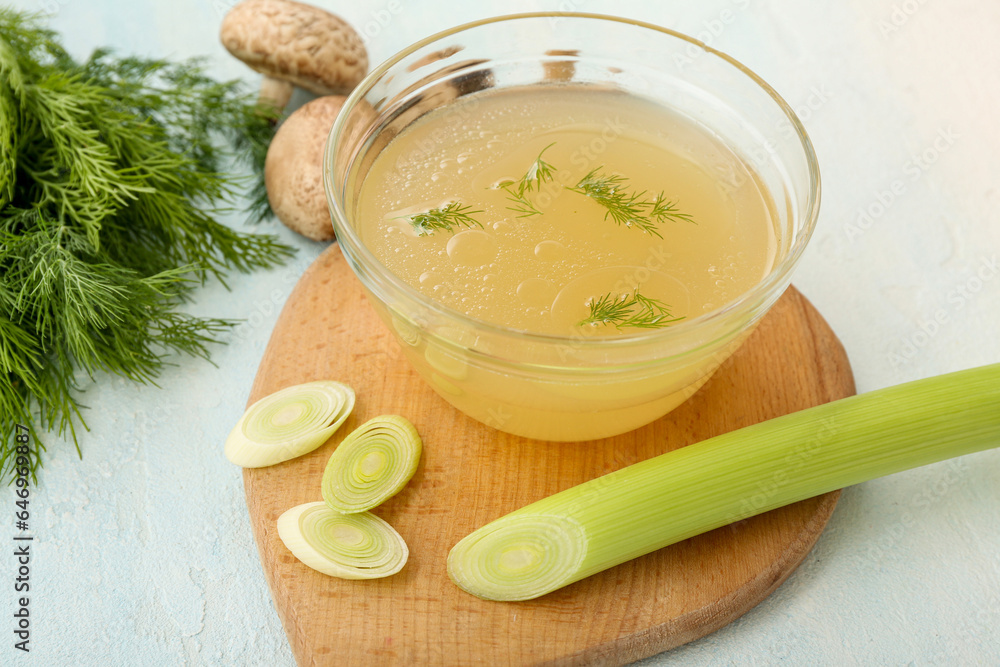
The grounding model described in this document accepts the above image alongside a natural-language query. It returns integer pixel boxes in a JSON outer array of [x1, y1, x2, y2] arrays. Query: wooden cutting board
[[242, 244, 855, 666]]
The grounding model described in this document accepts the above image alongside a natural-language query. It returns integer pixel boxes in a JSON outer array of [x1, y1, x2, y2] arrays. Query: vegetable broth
[[356, 86, 779, 337], [348, 84, 785, 440]]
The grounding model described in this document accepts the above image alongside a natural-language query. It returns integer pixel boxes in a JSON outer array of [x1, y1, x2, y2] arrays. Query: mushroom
[[264, 95, 346, 241], [220, 0, 368, 110]]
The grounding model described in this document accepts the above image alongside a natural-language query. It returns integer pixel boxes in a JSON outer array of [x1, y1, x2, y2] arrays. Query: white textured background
[[5, 0, 999, 665]]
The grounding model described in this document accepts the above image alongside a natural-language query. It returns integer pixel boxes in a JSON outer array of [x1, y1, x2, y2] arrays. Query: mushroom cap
[[265, 95, 347, 242], [220, 0, 367, 95]]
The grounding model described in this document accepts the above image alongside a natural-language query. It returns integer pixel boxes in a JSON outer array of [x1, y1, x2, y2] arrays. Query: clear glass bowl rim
[[324, 11, 821, 350]]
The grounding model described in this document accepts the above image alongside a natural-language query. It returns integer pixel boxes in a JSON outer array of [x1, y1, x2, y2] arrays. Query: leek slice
[[322, 415, 422, 513], [448, 363, 1000, 601], [277, 502, 408, 579], [225, 381, 354, 468]]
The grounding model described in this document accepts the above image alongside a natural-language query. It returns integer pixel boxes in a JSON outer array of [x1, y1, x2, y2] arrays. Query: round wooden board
[[242, 244, 855, 666]]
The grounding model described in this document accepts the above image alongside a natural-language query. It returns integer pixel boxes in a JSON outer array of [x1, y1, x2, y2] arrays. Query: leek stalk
[[448, 363, 1000, 601]]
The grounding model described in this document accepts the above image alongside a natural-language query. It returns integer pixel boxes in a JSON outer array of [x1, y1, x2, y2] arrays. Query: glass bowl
[[324, 12, 820, 441]]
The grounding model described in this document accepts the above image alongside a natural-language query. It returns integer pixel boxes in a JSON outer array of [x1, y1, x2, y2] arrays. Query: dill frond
[[405, 202, 483, 236], [498, 143, 557, 217], [578, 288, 684, 330], [567, 167, 695, 237]]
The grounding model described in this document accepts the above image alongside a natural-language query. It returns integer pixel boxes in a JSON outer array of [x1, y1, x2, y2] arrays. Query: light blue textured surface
[[5, 1, 999, 665]]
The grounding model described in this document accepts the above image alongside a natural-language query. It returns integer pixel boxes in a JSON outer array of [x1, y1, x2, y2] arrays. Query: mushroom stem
[[259, 76, 295, 111]]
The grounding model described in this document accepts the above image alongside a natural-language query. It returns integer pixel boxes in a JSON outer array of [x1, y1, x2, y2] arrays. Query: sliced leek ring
[[322, 415, 422, 513], [225, 381, 354, 468], [277, 502, 408, 579]]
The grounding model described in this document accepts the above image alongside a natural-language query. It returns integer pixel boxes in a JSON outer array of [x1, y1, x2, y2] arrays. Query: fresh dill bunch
[[567, 167, 695, 238], [497, 143, 557, 217], [579, 288, 685, 330], [405, 202, 483, 236], [0, 10, 293, 480], [78, 50, 279, 225]]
